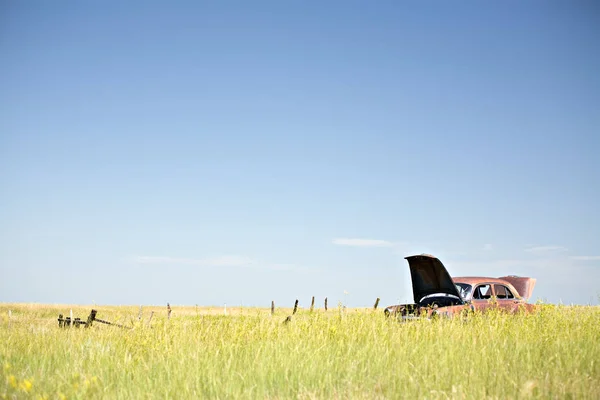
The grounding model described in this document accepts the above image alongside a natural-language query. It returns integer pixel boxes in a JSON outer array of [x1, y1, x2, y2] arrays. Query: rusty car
[[384, 254, 537, 320]]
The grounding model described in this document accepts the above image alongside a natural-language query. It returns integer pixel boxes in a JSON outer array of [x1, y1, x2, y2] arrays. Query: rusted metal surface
[[385, 254, 538, 320], [451, 276, 518, 286], [498, 276, 537, 300], [453, 277, 524, 300]]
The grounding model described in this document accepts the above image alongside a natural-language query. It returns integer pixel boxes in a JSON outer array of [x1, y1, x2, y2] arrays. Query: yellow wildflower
[[8, 375, 17, 388], [19, 379, 33, 393]]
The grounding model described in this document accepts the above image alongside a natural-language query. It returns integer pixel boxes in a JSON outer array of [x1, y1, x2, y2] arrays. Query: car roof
[[453, 277, 525, 299], [452, 277, 515, 286]]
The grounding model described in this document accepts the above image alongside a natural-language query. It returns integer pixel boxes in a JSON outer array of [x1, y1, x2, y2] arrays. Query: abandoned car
[[384, 254, 537, 320]]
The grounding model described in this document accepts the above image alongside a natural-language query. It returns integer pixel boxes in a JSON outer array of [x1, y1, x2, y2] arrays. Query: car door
[[492, 284, 519, 313], [471, 284, 493, 312]]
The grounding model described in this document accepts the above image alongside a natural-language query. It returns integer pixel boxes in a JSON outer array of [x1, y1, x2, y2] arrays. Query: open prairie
[[1, 303, 599, 399]]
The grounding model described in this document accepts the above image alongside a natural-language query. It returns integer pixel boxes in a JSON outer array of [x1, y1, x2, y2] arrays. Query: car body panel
[[498, 276, 537, 301]]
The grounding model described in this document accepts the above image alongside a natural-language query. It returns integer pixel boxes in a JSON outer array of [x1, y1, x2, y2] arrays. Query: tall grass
[[1, 303, 599, 399]]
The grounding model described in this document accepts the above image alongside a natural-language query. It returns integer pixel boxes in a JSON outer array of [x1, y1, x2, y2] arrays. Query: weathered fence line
[[324, 297, 328, 311], [310, 296, 315, 312], [58, 309, 130, 329], [271, 301, 275, 316], [292, 299, 299, 315]]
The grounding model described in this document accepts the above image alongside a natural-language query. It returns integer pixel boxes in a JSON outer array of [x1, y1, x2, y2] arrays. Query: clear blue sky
[[1, 1, 599, 308]]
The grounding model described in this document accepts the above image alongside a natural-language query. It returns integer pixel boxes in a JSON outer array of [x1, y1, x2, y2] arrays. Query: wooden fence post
[[86, 309, 97, 327], [167, 303, 172, 320], [324, 297, 328, 311], [292, 299, 299, 315], [147, 311, 154, 327], [310, 296, 315, 312], [271, 301, 275, 316], [374, 297, 380, 310]]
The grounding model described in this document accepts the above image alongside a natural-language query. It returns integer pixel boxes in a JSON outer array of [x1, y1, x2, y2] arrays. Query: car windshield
[[455, 283, 472, 300]]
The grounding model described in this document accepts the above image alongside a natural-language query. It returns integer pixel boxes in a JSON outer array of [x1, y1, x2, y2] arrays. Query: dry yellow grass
[[1, 303, 599, 399]]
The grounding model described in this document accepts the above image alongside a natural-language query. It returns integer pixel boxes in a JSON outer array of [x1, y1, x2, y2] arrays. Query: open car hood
[[406, 254, 463, 303]]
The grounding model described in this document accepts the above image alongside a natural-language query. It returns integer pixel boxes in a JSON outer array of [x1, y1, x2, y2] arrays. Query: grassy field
[[1, 303, 599, 399]]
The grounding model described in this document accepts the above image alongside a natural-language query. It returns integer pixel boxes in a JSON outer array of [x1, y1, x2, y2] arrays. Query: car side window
[[473, 284, 492, 300], [494, 284, 515, 299], [505, 285, 514, 299], [494, 285, 507, 299]]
